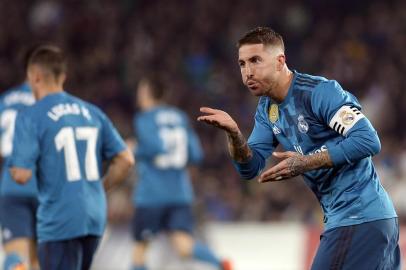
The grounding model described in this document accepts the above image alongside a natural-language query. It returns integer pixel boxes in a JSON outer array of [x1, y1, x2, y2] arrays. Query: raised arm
[[197, 107, 252, 163], [198, 105, 278, 179]]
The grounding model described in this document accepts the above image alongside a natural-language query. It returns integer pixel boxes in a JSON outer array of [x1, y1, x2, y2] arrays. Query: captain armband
[[328, 105, 365, 136]]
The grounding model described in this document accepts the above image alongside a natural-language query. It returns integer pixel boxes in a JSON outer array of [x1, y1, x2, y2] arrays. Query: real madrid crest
[[269, 104, 279, 123], [297, 114, 309, 133]]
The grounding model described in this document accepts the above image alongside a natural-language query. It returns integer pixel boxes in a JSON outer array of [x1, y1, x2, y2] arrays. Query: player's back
[[15, 91, 113, 242], [0, 83, 37, 197], [133, 105, 203, 206]]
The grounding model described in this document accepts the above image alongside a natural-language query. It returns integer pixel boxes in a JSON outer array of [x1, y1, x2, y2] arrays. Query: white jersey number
[[0, 109, 18, 157], [154, 127, 188, 169], [55, 127, 99, 181]]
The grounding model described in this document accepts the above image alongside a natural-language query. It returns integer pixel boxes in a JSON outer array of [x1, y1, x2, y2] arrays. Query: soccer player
[[198, 27, 400, 269], [0, 82, 37, 269], [8, 45, 135, 270], [0, 46, 41, 270], [130, 77, 231, 270]]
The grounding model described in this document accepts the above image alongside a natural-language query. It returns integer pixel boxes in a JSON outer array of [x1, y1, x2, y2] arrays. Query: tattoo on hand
[[286, 155, 307, 177]]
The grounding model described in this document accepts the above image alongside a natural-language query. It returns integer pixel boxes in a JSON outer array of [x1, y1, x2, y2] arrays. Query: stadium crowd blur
[[1, 0, 406, 227]]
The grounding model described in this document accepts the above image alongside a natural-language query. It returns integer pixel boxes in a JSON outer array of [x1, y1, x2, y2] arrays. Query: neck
[[36, 84, 63, 100], [271, 68, 293, 103], [142, 99, 162, 111]]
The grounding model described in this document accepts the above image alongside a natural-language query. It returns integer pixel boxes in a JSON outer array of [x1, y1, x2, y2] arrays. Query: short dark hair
[[21, 44, 43, 71], [27, 45, 67, 78], [237, 27, 285, 51], [143, 75, 165, 101]]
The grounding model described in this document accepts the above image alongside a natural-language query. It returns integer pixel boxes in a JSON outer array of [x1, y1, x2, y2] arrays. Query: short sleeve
[[9, 111, 40, 169], [100, 112, 126, 160], [186, 122, 203, 164]]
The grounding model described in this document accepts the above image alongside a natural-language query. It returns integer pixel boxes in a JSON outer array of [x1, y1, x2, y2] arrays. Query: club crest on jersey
[[297, 114, 309, 133], [269, 104, 279, 123]]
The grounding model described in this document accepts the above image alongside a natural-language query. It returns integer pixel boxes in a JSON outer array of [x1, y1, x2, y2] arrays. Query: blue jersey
[[10, 92, 126, 242], [235, 71, 397, 230], [0, 83, 37, 197], [133, 105, 203, 206]]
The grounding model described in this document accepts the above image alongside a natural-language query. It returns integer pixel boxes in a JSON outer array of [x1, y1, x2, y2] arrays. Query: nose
[[245, 65, 253, 79]]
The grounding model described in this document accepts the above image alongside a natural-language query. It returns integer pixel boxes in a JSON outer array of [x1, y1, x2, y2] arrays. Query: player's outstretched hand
[[197, 107, 239, 134], [258, 151, 306, 183]]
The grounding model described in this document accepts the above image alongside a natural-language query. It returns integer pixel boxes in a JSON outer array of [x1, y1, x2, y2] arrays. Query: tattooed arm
[[198, 106, 278, 180], [198, 107, 251, 161], [258, 150, 333, 183], [226, 130, 253, 163]]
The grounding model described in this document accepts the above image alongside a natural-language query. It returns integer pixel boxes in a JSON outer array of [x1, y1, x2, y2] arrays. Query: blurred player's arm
[[103, 148, 134, 192], [9, 112, 38, 185], [99, 112, 135, 192], [9, 167, 32, 184], [186, 121, 204, 165], [133, 115, 166, 159]]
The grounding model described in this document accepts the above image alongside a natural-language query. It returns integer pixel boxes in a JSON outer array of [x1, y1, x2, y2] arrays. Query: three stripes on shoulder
[[329, 105, 364, 136]]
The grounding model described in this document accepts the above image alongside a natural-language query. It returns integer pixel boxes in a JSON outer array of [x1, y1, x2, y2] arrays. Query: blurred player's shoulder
[[0, 83, 34, 107], [157, 105, 189, 125]]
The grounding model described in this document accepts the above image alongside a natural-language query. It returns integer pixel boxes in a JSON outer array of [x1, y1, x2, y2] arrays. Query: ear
[[58, 73, 67, 84], [276, 54, 286, 71], [27, 65, 42, 84]]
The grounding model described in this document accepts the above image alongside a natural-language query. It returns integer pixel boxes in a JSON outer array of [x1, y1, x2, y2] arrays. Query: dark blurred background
[[1, 0, 406, 227]]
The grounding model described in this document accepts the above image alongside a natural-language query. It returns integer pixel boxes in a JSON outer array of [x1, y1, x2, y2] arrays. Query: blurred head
[[237, 27, 287, 97], [26, 45, 67, 99], [136, 76, 165, 111]]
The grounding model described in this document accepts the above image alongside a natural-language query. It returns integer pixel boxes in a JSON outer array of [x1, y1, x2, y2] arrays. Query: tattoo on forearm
[[286, 151, 333, 177], [227, 132, 252, 163]]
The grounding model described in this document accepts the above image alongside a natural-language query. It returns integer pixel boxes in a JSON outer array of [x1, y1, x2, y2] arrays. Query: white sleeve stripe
[[329, 105, 365, 136]]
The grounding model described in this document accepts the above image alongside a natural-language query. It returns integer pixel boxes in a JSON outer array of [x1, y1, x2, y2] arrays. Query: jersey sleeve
[[100, 112, 127, 160], [311, 80, 381, 166], [133, 115, 165, 159], [186, 122, 203, 165], [9, 110, 39, 169], [234, 98, 278, 179]]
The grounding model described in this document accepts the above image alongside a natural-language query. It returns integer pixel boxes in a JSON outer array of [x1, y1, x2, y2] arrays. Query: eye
[[239, 61, 245, 67], [251, 56, 261, 63]]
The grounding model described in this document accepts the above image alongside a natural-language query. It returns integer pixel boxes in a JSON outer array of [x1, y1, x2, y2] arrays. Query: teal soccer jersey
[[0, 83, 37, 197], [10, 92, 126, 242], [133, 106, 203, 206], [235, 71, 397, 230]]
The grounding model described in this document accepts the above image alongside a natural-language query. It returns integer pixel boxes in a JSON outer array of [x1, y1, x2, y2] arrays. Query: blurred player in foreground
[[130, 77, 232, 270], [9, 45, 134, 270], [198, 27, 400, 269], [0, 48, 38, 270]]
